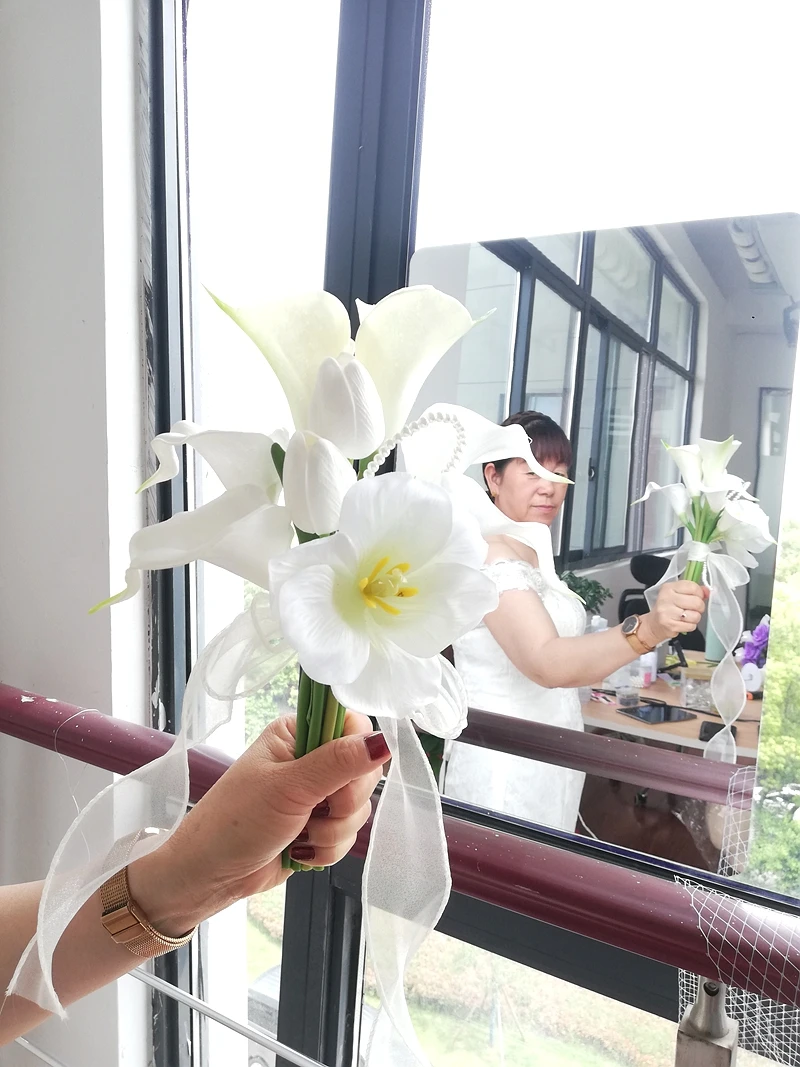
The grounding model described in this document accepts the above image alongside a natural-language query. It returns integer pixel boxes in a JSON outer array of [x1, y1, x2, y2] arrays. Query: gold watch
[[621, 614, 656, 656], [100, 829, 196, 957]]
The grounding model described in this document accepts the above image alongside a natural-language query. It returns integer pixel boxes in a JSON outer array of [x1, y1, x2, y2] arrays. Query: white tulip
[[306, 353, 385, 459], [210, 285, 482, 443], [268, 473, 498, 717], [282, 431, 357, 536]]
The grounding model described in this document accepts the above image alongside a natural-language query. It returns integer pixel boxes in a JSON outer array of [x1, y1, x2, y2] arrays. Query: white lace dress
[[444, 558, 587, 832]]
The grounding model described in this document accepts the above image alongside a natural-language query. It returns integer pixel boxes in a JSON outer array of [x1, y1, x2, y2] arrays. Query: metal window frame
[[142, 0, 194, 1063]]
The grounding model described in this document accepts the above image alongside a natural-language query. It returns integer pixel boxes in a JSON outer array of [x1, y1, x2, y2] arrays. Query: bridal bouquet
[[639, 436, 775, 762], [11, 285, 568, 1067]]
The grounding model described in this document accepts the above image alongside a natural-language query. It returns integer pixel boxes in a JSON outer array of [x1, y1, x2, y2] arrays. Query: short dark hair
[[483, 410, 572, 486]]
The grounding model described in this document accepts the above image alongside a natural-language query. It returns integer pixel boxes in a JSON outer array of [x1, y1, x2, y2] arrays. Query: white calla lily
[[268, 473, 498, 717], [665, 436, 743, 497], [92, 484, 294, 610], [138, 420, 288, 499], [209, 289, 352, 437], [283, 430, 357, 536], [211, 285, 483, 446], [717, 498, 776, 567], [353, 287, 483, 437], [307, 353, 385, 459], [635, 481, 693, 530], [401, 403, 572, 484]]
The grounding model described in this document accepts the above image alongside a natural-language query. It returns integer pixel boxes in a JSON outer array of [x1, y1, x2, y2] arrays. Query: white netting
[[679, 767, 800, 1066]]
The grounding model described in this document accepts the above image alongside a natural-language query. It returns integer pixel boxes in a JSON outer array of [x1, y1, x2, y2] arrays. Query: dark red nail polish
[[311, 801, 330, 818], [294, 828, 309, 844], [291, 845, 316, 861], [364, 731, 390, 762]]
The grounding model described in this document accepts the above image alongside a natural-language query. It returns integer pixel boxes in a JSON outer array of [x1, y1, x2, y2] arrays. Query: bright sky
[[185, 0, 800, 476]]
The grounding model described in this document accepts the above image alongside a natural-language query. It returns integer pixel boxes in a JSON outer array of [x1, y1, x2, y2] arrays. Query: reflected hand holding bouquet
[[638, 436, 775, 762]]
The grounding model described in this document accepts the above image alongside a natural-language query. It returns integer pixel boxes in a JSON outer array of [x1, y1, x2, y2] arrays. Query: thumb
[[278, 730, 390, 810]]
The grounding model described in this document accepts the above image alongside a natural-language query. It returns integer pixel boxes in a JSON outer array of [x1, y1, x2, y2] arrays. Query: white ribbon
[[7, 595, 461, 1067], [362, 657, 466, 1067], [7, 593, 295, 1013], [645, 540, 749, 764]]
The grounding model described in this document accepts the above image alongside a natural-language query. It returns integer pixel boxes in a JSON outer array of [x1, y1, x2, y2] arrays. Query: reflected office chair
[[618, 553, 706, 653]]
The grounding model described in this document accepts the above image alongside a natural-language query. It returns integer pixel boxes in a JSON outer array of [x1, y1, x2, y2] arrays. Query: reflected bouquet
[[638, 436, 775, 762], [13, 285, 569, 1067]]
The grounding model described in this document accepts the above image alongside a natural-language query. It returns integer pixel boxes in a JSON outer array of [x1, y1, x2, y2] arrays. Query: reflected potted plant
[[560, 571, 612, 619]]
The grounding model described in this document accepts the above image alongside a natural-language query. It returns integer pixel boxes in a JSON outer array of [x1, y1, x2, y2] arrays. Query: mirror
[[408, 213, 800, 895]]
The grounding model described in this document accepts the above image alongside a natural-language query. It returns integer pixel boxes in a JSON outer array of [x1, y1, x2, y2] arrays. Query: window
[[592, 338, 638, 551], [524, 282, 579, 424], [472, 230, 697, 562], [591, 228, 655, 338]]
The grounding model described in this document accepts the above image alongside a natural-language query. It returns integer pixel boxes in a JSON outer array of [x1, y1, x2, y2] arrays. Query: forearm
[[531, 624, 641, 688], [0, 850, 204, 1046]]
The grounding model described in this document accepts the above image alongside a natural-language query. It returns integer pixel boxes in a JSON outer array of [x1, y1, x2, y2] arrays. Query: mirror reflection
[[407, 214, 799, 882]]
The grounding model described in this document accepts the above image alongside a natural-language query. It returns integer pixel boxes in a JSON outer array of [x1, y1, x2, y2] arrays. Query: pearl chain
[[362, 411, 467, 478]]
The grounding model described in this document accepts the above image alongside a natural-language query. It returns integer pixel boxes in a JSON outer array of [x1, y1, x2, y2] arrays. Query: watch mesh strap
[[100, 864, 195, 958]]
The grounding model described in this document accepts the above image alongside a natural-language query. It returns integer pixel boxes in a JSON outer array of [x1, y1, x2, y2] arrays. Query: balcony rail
[[1, 683, 793, 1008]]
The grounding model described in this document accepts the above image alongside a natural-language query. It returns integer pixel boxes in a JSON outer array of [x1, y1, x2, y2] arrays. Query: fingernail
[[293, 828, 309, 844], [311, 801, 330, 818], [291, 845, 316, 861], [364, 731, 390, 762]]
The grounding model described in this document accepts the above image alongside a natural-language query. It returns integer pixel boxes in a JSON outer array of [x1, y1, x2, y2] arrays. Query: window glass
[[524, 283, 579, 426], [185, 0, 341, 1033], [642, 364, 689, 550], [592, 229, 654, 339], [570, 326, 602, 553], [658, 275, 694, 367], [529, 231, 582, 280], [592, 339, 638, 550]]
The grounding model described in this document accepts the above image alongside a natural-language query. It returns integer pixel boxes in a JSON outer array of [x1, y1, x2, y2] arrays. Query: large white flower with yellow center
[[268, 473, 498, 717]]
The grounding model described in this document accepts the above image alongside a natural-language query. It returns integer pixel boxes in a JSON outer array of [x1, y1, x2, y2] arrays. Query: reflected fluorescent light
[[728, 218, 779, 286]]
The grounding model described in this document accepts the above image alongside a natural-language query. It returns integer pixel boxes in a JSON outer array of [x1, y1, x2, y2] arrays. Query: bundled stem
[[271, 437, 348, 871]]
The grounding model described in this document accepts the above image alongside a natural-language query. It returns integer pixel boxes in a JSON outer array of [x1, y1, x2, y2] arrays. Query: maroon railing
[[0, 684, 738, 805], [1, 683, 795, 1008], [461, 709, 740, 805]]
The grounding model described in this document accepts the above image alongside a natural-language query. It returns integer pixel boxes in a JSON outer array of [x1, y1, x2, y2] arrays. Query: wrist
[[126, 845, 215, 939], [637, 613, 666, 649]]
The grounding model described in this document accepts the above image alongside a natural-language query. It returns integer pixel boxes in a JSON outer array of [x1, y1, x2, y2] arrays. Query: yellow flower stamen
[[358, 557, 418, 616]]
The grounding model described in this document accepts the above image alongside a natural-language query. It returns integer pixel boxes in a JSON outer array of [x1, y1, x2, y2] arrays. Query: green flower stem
[[306, 681, 327, 752], [333, 701, 346, 740], [320, 688, 341, 745], [294, 669, 312, 758], [270, 442, 286, 483]]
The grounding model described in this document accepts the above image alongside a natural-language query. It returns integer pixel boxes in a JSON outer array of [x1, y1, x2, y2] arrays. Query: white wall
[[0, 1, 147, 1064]]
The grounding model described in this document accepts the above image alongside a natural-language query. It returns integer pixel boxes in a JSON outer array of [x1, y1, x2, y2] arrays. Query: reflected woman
[[443, 410, 707, 832]]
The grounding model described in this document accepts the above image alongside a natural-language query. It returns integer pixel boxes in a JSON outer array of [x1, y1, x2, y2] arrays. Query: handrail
[[0, 683, 740, 806], [1, 683, 795, 1009], [461, 709, 742, 805]]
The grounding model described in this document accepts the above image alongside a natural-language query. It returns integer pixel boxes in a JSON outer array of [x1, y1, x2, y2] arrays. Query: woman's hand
[[640, 580, 709, 647], [128, 711, 387, 936]]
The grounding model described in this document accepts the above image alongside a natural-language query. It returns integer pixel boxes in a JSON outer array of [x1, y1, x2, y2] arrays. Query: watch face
[[621, 615, 639, 636]]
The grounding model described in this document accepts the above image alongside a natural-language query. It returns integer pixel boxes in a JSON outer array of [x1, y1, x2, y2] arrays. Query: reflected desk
[[581, 674, 761, 760]]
